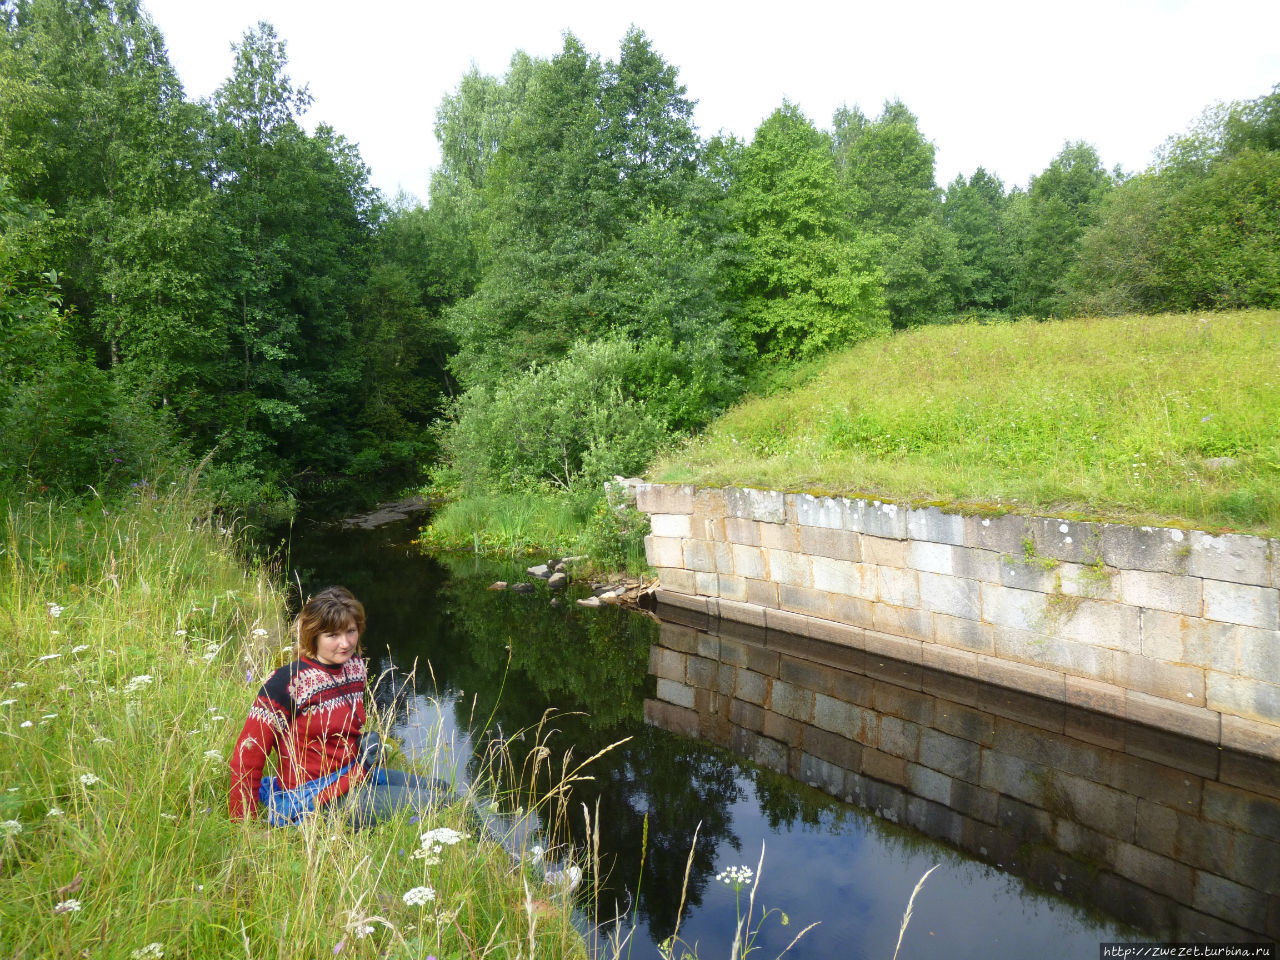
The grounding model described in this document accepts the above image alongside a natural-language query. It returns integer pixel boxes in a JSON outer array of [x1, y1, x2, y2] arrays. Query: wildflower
[[20, 721, 33, 728], [354, 924, 375, 938], [332, 942, 345, 955], [402, 885, 436, 907], [41, 713, 57, 719], [71, 645, 89, 654], [130, 944, 164, 959], [174, 629, 187, 637], [37, 653, 62, 662], [10, 682, 27, 689], [48, 603, 64, 618], [50, 630, 60, 636], [526, 844, 545, 865], [252, 628, 269, 638], [53, 899, 81, 914], [202, 750, 223, 762], [1, 819, 21, 837], [420, 827, 469, 848], [245, 670, 253, 684], [47, 807, 63, 817], [716, 864, 755, 888], [79, 773, 100, 786], [92, 737, 113, 744], [544, 864, 582, 893], [210, 715, 226, 722], [1, 700, 15, 707], [160, 813, 178, 821], [409, 849, 440, 864], [123, 675, 154, 694]]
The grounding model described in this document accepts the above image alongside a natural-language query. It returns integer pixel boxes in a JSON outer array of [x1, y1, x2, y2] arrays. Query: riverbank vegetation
[[654, 310, 1280, 536], [0, 484, 592, 957], [4, 1, 1278, 548]]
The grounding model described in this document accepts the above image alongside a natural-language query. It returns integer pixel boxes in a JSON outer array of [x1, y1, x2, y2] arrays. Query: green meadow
[[654, 311, 1280, 536]]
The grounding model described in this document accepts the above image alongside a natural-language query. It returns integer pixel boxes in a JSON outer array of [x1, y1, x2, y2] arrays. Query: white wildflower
[[0, 819, 21, 837], [174, 629, 187, 637], [50, 630, 60, 636], [6, 786, 17, 792], [48, 603, 64, 618], [354, 924, 375, 938], [10, 682, 27, 689], [251, 628, 269, 638], [92, 737, 113, 744], [408, 849, 440, 864], [53, 899, 81, 914], [130, 943, 164, 959], [526, 844, 545, 866], [79, 773, 100, 786], [420, 826, 469, 848], [209, 715, 226, 722], [160, 813, 178, 821], [544, 864, 582, 893], [202, 750, 223, 762], [123, 675, 154, 694], [716, 865, 755, 888], [402, 885, 436, 907], [37, 653, 61, 662], [47, 807, 63, 818], [71, 645, 90, 654], [41, 713, 57, 720], [20, 721, 32, 728], [0, 700, 15, 707]]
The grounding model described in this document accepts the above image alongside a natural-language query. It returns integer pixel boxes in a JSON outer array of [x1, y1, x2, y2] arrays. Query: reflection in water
[[278, 516, 1279, 958], [648, 601, 1280, 946]]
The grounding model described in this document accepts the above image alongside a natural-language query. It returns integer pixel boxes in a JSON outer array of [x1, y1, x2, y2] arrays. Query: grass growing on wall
[[0, 484, 589, 959], [653, 310, 1280, 536]]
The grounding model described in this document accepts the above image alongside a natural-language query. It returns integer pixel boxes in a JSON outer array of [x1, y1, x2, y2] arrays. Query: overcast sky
[[142, 0, 1280, 203]]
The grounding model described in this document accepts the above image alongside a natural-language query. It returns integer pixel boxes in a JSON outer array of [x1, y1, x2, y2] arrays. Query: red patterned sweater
[[229, 656, 368, 820]]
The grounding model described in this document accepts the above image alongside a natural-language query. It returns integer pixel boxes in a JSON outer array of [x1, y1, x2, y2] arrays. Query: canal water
[[277, 513, 1279, 959]]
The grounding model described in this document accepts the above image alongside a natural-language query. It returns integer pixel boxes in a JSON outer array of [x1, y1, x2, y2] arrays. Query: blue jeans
[[328, 733, 455, 830]]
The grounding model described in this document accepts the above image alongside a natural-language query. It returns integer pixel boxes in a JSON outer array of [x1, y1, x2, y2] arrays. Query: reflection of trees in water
[[428, 567, 752, 938]]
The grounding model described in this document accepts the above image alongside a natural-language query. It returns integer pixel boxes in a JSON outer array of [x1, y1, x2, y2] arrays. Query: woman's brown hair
[[294, 586, 366, 660]]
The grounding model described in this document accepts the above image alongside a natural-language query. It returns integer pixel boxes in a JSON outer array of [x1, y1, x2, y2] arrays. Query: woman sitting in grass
[[229, 585, 446, 828]]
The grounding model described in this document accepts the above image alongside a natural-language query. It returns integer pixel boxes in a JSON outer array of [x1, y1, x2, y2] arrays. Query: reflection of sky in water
[[672, 777, 1118, 960]]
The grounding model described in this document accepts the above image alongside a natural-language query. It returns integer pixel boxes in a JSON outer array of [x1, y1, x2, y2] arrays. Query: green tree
[[942, 167, 1013, 311], [730, 103, 888, 358]]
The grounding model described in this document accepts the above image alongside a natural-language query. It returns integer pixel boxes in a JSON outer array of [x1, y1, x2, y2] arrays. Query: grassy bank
[[419, 488, 651, 575], [0, 484, 587, 958], [654, 310, 1280, 536]]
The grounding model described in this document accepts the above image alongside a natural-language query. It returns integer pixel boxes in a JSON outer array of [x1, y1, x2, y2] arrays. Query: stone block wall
[[638, 484, 1280, 760], [643, 616, 1280, 941]]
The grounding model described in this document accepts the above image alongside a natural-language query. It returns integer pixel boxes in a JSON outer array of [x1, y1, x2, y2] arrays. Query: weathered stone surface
[[981, 582, 1049, 631], [636, 483, 695, 515], [644, 698, 699, 738], [712, 541, 735, 575], [1193, 871, 1267, 931], [694, 571, 719, 597], [686, 655, 717, 689], [649, 513, 692, 538], [644, 535, 684, 569], [922, 642, 980, 677], [907, 762, 953, 804], [1239, 627, 1280, 684], [681, 539, 716, 573], [918, 571, 981, 620], [920, 727, 983, 782], [759, 521, 800, 552], [953, 545, 1001, 583], [829, 593, 876, 629], [1118, 569, 1202, 615], [871, 605, 933, 643], [974, 654, 1066, 702], [1125, 690, 1220, 743], [1208, 672, 1280, 724], [654, 566, 696, 596], [724, 516, 761, 546], [1115, 842, 1195, 902], [906, 506, 966, 546], [906, 540, 953, 575], [1056, 561, 1121, 601], [806, 616, 863, 648], [861, 535, 907, 568], [966, 513, 1028, 554], [877, 566, 920, 607], [717, 574, 748, 603], [1188, 531, 1271, 587], [1112, 650, 1204, 704], [932, 613, 993, 652], [724, 487, 787, 523], [745, 578, 779, 609], [790, 493, 848, 530], [655, 677, 696, 710], [735, 668, 770, 706], [997, 555, 1060, 593], [1056, 598, 1142, 655], [1101, 524, 1190, 574], [879, 715, 922, 758], [1064, 675, 1126, 717], [933, 702, 996, 747], [753, 735, 790, 774], [778, 583, 831, 619], [766, 606, 813, 640], [1202, 782, 1280, 842], [813, 692, 876, 740], [812, 556, 877, 600], [649, 646, 687, 682], [855, 499, 908, 539], [863, 628, 925, 665], [1220, 713, 1280, 762], [767, 549, 813, 588], [729, 698, 764, 732], [799, 525, 861, 562], [1028, 517, 1098, 565], [1203, 579, 1279, 630]]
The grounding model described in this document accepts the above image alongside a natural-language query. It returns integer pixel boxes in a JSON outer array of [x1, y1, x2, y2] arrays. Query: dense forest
[[2, 0, 1278, 518]]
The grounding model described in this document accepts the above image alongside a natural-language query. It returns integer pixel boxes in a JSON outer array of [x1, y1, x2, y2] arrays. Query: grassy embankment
[[655, 310, 1280, 537], [0, 483, 591, 959]]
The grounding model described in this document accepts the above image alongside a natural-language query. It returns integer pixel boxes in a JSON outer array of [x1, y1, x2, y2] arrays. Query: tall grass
[[0, 482, 588, 958], [654, 310, 1280, 535]]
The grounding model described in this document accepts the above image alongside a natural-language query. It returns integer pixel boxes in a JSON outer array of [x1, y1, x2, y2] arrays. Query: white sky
[[143, 0, 1280, 204]]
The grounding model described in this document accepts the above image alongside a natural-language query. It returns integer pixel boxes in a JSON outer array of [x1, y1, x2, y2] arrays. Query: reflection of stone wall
[[644, 615, 1280, 942], [638, 484, 1280, 760]]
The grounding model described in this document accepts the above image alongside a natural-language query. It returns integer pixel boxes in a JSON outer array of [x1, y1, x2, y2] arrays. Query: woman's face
[[314, 620, 359, 666]]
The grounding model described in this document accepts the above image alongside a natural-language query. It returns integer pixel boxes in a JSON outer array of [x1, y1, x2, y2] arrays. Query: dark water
[[275, 514, 1280, 959]]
